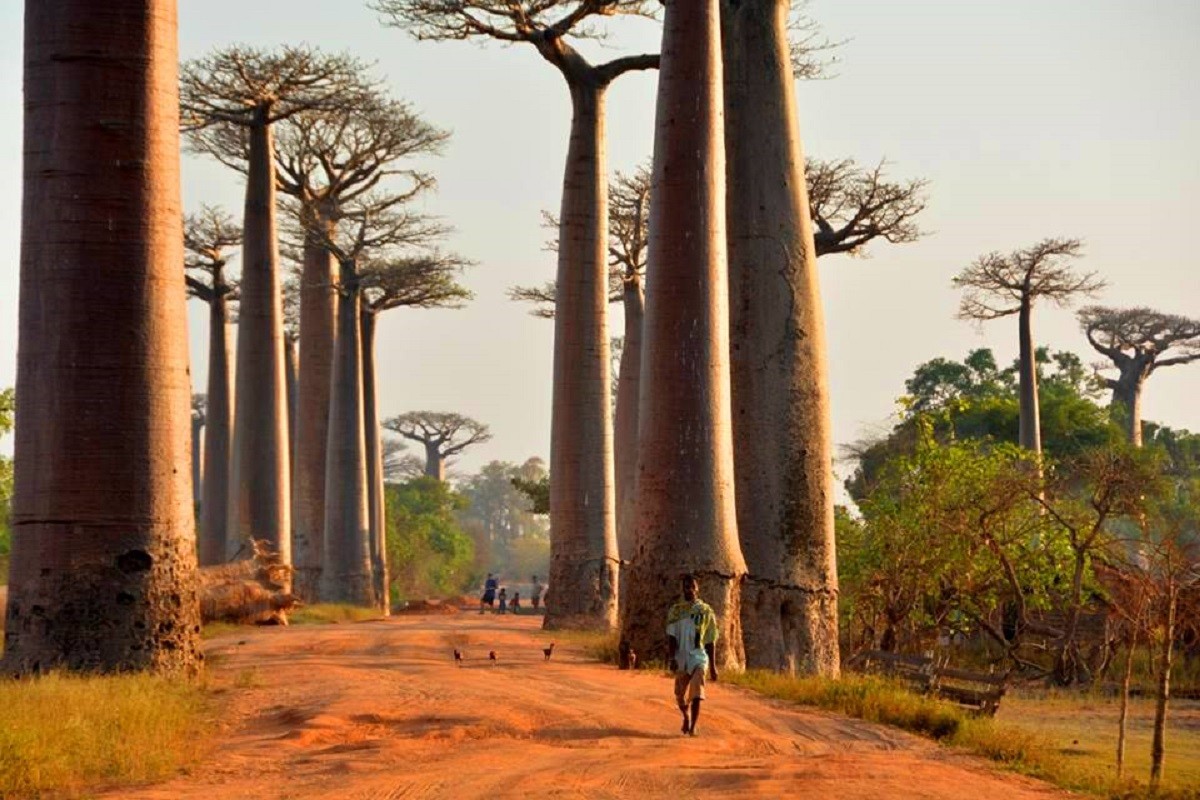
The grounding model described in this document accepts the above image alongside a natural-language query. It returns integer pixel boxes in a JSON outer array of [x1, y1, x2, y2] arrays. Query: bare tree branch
[[184, 205, 242, 303], [806, 158, 928, 257], [953, 238, 1102, 321]]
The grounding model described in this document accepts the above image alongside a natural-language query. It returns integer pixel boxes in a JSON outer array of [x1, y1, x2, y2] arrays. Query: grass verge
[[727, 670, 1198, 800], [0, 672, 210, 799], [288, 603, 380, 625]]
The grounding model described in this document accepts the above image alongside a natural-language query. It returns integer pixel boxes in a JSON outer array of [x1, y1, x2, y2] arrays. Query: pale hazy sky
[[0, 1, 1197, 485]]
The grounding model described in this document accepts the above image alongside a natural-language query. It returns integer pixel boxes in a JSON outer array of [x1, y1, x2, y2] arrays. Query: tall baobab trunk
[[199, 293, 232, 565], [545, 79, 620, 630], [722, 0, 839, 675], [285, 333, 297, 479], [191, 413, 204, 510], [361, 311, 390, 613], [321, 273, 373, 606], [3, 0, 201, 674], [614, 275, 644, 564], [1111, 372, 1145, 447], [620, 0, 747, 670], [1017, 298, 1042, 454], [292, 225, 338, 597], [227, 116, 291, 563]]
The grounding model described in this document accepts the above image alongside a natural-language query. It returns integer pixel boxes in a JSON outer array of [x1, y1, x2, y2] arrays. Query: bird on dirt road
[[453, 649, 464, 666], [489, 650, 497, 665], [543, 643, 555, 662]]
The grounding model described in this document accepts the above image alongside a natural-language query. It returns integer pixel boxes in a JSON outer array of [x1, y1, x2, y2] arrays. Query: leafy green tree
[[841, 420, 1065, 663], [385, 476, 475, 602], [846, 347, 1119, 501]]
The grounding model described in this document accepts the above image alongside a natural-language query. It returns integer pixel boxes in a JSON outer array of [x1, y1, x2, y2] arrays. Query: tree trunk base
[[543, 557, 619, 631], [293, 567, 322, 603], [2, 532, 202, 677], [621, 568, 744, 671], [741, 580, 839, 676], [320, 571, 375, 607]]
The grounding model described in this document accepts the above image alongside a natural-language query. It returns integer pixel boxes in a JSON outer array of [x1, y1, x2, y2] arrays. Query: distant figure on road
[[531, 575, 544, 611], [498, 587, 508, 614], [666, 574, 719, 737], [480, 573, 498, 614], [511, 591, 521, 614]]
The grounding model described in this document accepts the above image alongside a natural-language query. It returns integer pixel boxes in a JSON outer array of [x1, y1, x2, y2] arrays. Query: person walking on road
[[666, 574, 719, 736]]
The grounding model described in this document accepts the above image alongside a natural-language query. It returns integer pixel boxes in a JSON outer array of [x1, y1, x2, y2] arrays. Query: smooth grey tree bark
[[361, 310, 389, 613], [620, 0, 747, 671], [320, 264, 374, 606], [3, 0, 201, 675], [614, 273, 644, 565], [200, 292, 232, 565], [722, 0, 839, 675], [226, 117, 292, 563]]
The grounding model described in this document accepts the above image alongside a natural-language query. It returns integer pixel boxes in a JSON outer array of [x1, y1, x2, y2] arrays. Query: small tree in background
[[383, 412, 492, 482], [1079, 306, 1200, 446], [954, 238, 1105, 457]]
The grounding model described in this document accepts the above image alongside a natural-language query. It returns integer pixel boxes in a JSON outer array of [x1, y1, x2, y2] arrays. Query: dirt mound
[[393, 598, 460, 615]]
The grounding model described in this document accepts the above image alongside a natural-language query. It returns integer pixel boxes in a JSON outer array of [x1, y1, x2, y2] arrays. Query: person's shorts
[[674, 669, 706, 705]]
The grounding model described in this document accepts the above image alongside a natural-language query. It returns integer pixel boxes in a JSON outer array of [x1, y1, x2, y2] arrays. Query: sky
[[0, 1, 1197, 488]]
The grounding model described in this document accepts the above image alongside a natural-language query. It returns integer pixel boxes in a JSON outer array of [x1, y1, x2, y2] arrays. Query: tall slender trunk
[[292, 221, 339, 598], [1056, 549, 1087, 684], [545, 79, 619, 630], [1116, 628, 1137, 779], [199, 293, 232, 565], [361, 311, 389, 614], [4, 0, 201, 675], [1111, 372, 1144, 447], [423, 444, 446, 482], [191, 414, 204, 511], [285, 334, 297, 482], [1150, 588, 1176, 789], [321, 271, 373, 606], [722, 0, 839, 675], [614, 275, 644, 564], [1017, 297, 1042, 454], [227, 116, 291, 563], [620, 0, 747, 669]]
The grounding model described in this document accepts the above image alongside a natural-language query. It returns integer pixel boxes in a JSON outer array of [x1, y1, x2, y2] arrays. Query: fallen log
[[198, 539, 298, 625]]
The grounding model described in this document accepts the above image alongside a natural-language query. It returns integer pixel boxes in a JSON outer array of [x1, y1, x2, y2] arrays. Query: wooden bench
[[854, 650, 937, 693], [852, 650, 1007, 716], [929, 664, 1007, 717]]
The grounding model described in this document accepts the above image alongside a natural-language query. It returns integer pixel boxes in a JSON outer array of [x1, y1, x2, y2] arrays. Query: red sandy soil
[[109, 615, 1071, 799]]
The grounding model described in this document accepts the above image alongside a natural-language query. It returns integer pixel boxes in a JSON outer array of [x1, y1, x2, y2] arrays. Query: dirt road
[[111, 614, 1068, 799]]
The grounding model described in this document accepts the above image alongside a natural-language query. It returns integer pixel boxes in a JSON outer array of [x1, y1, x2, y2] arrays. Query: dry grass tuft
[[0, 672, 209, 798]]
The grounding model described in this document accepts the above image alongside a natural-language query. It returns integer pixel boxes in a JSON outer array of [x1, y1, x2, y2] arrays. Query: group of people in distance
[[479, 573, 544, 615]]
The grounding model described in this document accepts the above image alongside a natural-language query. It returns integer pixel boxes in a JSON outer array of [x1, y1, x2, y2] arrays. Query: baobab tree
[[361, 254, 473, 609], [1079, 306, 1200, 446], [184, 205, 241, 565], [721, 0, 841, 674], [300, 196, 445, 606], [198, 90, 448, 597], [181, 46, 368, 565], [511, 165, 650, 564], [376, 0, 659, 628], [806, 158, 928, 257], [954, 238, 1104, 455], [382, 412, 492, 483], [620, 0, 747, 668], [4, 0, 201, 674]]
